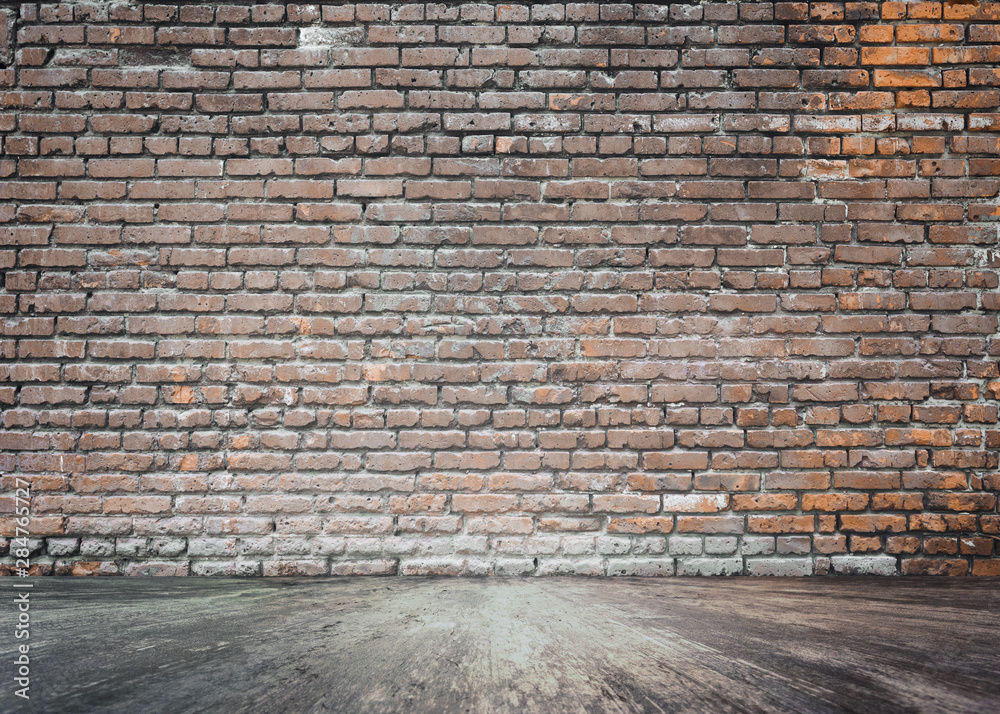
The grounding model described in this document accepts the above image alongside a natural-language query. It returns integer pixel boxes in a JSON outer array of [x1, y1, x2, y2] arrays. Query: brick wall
[[1, 1, 999, 577]]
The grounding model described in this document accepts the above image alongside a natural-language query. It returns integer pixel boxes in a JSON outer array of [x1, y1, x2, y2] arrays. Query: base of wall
[[3, 2, 999, 576], [8, 552, 998, 576]]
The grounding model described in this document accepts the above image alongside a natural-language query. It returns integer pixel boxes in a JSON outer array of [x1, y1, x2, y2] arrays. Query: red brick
[[2, 2, 997, 577]]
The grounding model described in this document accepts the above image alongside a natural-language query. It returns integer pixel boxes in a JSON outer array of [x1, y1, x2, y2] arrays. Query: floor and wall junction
[[1, 1, 999, 577]]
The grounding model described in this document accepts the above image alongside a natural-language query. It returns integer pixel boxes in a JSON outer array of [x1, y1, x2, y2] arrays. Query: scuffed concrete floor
[[2, 577, 999, 713]]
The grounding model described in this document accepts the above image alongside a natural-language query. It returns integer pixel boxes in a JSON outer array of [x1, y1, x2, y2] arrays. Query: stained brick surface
[[1, 1, 999, 577]]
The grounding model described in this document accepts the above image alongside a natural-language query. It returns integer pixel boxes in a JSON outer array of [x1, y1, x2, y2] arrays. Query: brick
[[1, 1, 996, 578]]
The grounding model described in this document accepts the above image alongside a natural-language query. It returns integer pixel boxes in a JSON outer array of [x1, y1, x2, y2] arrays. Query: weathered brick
[[0, 1, 996, 578]]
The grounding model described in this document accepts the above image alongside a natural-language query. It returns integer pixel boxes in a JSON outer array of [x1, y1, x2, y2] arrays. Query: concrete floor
[[2, 578, 999, 713]]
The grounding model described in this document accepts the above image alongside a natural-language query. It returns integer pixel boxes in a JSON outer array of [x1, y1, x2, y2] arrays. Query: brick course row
[[1, 1, 998, 577]]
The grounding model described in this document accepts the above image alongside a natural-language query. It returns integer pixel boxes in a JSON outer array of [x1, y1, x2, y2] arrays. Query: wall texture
[[1, 0, 999, 577]]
